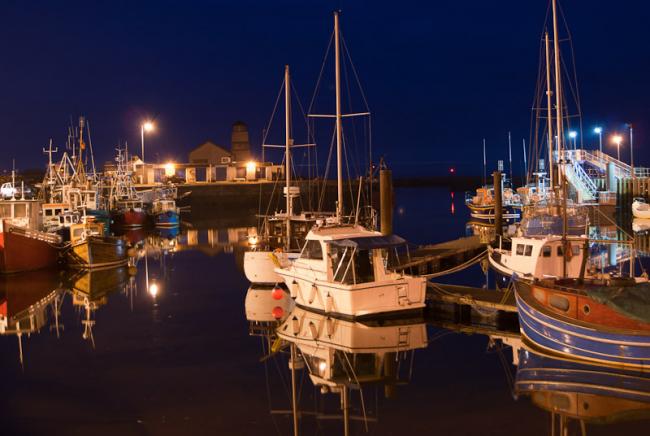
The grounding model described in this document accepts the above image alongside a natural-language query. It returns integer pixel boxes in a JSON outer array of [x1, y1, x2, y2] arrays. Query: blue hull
[[155, 211, 180, 227], [515, 289, 650, 369]]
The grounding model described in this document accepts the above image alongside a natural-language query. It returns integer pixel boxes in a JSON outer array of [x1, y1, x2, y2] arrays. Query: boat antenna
[[552, 0, 564, 186], [334, 10, 344, 222]]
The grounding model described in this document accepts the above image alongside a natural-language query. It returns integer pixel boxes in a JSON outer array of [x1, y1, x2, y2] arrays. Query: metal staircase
[[563, 161, 597, 203]]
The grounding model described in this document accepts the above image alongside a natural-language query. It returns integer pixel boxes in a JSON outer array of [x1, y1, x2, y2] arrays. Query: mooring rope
[[414, 249, 487, 279]]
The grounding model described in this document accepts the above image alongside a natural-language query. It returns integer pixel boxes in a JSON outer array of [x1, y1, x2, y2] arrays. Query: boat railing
[[7, 225, 62, 244]]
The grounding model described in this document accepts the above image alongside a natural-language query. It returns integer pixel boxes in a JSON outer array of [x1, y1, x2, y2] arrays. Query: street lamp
[[594, 127, 603, 153], [141, 121, 155, 162], [612, 135, 623, 161], [568, 131, 577, 150]]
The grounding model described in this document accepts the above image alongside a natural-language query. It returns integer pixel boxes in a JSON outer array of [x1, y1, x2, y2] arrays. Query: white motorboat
[[275, 224, 426, 318], [632, 198, 650, 219]]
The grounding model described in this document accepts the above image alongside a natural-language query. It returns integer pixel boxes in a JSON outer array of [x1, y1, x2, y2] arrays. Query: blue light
[[594, 127, 602, 134], [569, 131, 577, 138]]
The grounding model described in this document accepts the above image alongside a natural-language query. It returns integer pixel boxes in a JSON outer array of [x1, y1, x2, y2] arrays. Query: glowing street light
[[141, 120, 155, 163], [594, 127, 603, 153], [568, 131, 577, 150], [246, 161, 257, 172], [612, 135, 623, 161], [148, 282, 159, 298]]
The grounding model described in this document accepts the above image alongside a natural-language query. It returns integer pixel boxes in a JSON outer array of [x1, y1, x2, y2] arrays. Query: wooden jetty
[[426, 283, 517, 313], [397, 235, 487, 277]]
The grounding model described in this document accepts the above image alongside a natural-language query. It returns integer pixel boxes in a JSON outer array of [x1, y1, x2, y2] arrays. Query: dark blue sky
[[0, 0, 648, 176]]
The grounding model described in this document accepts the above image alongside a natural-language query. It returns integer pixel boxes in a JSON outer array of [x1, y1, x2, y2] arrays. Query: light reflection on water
[[1, 187, 649, 435]]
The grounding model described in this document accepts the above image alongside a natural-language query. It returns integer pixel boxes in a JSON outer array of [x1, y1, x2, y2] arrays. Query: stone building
[[189, 141, 232, 165]]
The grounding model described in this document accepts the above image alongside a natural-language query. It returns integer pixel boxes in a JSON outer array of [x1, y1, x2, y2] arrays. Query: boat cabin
[[0, 199, 41, 230], [294, 226, 407, 285], [152, 199, 177, 214], [116, 199, 144, 211], [69, 222, 104, 244], [498, 235, 587, 279]]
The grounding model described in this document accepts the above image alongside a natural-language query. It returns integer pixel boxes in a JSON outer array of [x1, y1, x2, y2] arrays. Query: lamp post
[[569, 131, 577, 150], [612, 135, 623, 161], [594, 127, 603, 153], [140, 121, 155, 162], [628, 124, 634, 175]]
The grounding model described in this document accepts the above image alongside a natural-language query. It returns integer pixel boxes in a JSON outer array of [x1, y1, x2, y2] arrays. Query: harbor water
[[2, 187, 649, 435]]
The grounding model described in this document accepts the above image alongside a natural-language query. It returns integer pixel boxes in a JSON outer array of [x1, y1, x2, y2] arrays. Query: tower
[[231, 121, 251, 162]]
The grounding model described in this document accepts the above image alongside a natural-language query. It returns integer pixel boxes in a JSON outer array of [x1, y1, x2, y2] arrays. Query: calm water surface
[[1, 187, 649, 435]]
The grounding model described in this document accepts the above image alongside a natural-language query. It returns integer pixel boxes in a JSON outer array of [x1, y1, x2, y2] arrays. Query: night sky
[[0, 0, 648, 177]]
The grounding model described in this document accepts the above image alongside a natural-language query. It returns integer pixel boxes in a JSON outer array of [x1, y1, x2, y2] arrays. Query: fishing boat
[[515, 278, 650, 370], [274, 13, 426, 319], [108, 148, 147, 228], [516, 345, 650, 430], [244, 65, 330, 284], [40, 117, 109, 234], [0, 199, 62, 274], [151, 198, 180, 227], [65, 221, 128, 269], [465, 184, 523, 223]]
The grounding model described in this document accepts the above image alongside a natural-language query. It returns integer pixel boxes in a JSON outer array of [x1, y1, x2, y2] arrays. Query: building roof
[[191, 140, 230, 154]]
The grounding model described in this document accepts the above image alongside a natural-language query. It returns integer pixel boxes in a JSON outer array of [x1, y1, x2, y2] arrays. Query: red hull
[[0, 231, 60, 274], [112, 210, 147, 228]]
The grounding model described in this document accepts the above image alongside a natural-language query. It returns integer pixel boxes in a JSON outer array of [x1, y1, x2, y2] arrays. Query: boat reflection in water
[[67, 266, 132, 347], [274, 306, 428, 434], [0, 269, 65, 366], [515, 344, 650, 435]]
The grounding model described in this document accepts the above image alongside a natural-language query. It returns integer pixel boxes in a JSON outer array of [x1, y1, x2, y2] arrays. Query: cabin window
[[549, 294, 570, 312], [72, 228, 84, 238], [516, 244, 524, 255], [45, 209, 53, 216], [354, 249, 375, 283], [0, 204, 11, 217], [301, 240, 323, 260], [533, 288, 546, 303], [542, 246, 551, 257], [572, 245, 580, 256], [524, 245, 533, 256], [331, 247, 351, 282], [13, 203, 26, 217], [557, 246, 563, 256]]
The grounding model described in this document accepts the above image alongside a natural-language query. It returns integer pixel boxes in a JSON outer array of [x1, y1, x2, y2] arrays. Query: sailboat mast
[[285, 65, 293, 249], [334, 11, 344, 221], [551, 0, 564, 182], [544, 31, 554, 188]]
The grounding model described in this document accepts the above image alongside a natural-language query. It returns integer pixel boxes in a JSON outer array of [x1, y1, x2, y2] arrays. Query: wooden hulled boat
[[515, 279, 650, 370], [111, 199, 147, 228], [65, 222, 128, 269]]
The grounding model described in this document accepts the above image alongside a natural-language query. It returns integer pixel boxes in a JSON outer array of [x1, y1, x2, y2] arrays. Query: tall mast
[[285, 65, 292, 250], [552, 0, 564, 182], [334, 11, 344, 221], [544, 31, 554, 187]]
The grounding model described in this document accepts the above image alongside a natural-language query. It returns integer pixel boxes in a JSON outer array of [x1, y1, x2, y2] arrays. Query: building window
[[221, 157, 231, 164]]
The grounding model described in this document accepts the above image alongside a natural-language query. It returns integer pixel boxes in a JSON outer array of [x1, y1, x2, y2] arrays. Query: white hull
[[244, 286, 294, 322], [276, 267, 426, 318], [244, 250, 296, 284]]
